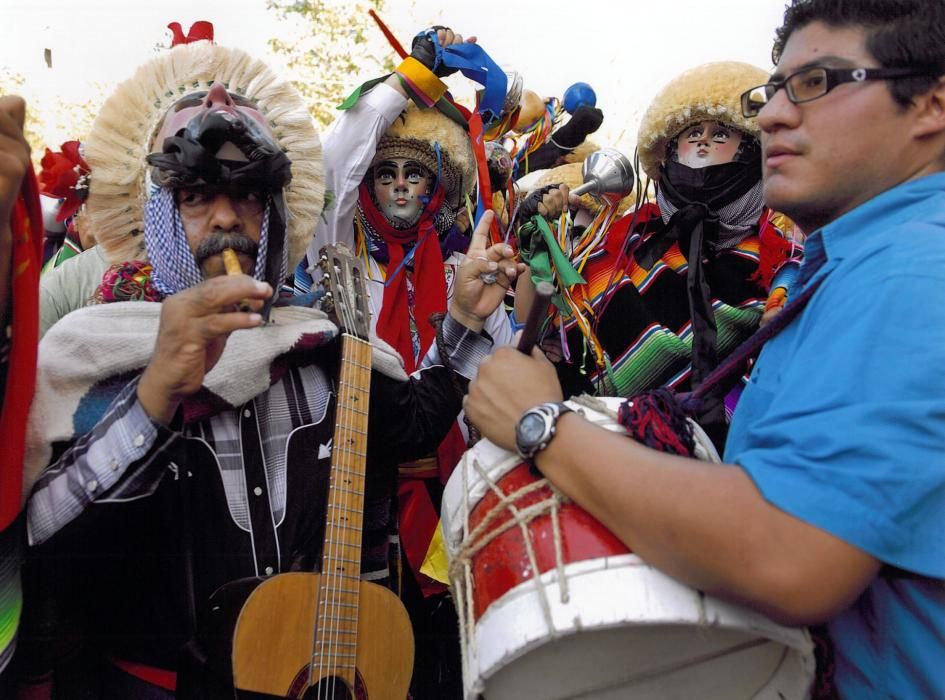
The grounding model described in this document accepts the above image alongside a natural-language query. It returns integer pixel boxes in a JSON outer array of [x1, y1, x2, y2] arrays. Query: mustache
[[194, 233, 259, 266]]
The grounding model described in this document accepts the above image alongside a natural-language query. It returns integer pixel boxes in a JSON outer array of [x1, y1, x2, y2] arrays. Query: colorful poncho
[[550, 203, 801, 437]]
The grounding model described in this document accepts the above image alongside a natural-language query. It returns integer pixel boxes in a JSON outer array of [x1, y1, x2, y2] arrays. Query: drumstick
[[222, 248, 252, 312], [517, 281, 555, 354]]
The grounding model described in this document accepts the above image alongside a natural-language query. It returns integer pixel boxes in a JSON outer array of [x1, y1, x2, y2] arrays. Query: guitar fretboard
[[313, 333, 372, 683]]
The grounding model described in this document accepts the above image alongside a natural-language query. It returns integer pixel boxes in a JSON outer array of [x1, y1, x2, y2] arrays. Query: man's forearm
[[27, 377, 178, 546], [536, 414, 879, 625]]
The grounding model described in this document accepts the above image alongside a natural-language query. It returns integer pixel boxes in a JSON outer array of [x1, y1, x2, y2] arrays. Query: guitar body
[[186, 246, 415, 700], [230, 572, 414, 699]]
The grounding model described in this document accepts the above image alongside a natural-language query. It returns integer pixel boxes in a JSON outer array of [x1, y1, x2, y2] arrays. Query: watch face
[[517, 412, 548, 446]]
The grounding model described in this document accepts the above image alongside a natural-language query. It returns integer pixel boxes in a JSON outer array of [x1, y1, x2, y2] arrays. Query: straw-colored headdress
[[85, 40, 323, 268], [374, 104, 475, 210], [637, 61, 767, 181]]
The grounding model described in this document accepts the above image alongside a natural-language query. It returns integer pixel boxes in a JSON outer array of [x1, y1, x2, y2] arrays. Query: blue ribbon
[[425, 31, 507, 123]]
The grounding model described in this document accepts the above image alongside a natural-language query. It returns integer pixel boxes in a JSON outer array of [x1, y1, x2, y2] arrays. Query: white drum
[[441, 396, 815, 699]]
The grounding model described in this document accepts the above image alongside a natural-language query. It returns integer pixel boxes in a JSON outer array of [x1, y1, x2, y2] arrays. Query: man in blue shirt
[[466, 0, 945, 696]]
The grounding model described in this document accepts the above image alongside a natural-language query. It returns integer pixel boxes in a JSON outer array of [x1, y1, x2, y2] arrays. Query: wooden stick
[[222, 248, 242, 276], [222, 248, 252, 312], [517, 281, 554, 354]]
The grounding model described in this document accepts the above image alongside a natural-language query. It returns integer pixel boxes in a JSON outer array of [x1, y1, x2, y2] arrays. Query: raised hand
[[137, 275, 272, 423], [410, 26, 477, 77], [0, 96, 30, 227], [449, 210, 524, 332]]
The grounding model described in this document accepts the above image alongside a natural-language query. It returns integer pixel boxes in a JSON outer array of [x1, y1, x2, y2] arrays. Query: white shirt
[[307, 82, 514, 356]]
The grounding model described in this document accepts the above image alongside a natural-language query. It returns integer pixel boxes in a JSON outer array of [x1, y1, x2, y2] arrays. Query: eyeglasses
[[740, 66, 927, 117]]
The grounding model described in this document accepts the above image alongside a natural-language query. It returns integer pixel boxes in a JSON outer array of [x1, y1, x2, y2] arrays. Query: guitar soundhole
[[290, 669, 368, 700], [302, 677, 352, 699]]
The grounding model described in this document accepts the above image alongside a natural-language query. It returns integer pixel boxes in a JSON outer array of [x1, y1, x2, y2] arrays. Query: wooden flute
[[222, 248, 253, 312]]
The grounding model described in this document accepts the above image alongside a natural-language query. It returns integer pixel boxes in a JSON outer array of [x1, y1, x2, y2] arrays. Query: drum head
[[471, 555, 814, 700]]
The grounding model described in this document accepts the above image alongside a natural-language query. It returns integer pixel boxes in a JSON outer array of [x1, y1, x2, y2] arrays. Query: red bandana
[[358, 182, 447, 373]]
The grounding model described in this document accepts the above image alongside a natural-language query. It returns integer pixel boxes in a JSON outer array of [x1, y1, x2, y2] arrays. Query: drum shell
[[442, 397, 814, 700], [468, 462, 628, 619]]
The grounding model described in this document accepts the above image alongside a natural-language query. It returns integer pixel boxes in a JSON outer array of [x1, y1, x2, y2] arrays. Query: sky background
[[1, 0, 789, 156]]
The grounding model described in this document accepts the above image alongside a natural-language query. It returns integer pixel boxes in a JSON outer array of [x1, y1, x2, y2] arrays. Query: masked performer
[[17, 35, 516, 698], [518, 62, 802, 447], [292, 26, 518, 696], [301, 29, 514, 579]]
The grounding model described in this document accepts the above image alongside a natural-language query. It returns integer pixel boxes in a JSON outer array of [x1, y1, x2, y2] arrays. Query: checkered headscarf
[[144, 187, 275, 296]]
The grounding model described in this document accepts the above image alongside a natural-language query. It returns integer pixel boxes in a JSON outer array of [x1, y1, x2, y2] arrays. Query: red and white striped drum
[[441, 396, 815, 700]]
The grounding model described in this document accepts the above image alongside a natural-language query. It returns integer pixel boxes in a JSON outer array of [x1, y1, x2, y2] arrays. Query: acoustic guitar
[[219, 244, 415, 699]]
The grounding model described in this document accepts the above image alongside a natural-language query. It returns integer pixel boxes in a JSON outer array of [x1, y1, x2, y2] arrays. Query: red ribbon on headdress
[[468, 112, 503, 247], [0, 166, 42, 530], [360, 182, 447, 374], [167, 21, 214, 47]]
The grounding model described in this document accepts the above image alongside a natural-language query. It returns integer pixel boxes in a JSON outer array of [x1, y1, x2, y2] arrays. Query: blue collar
[[813, 171, 945, 264]]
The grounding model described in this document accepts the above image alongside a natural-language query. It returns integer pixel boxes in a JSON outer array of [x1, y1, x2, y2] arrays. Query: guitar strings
[[319, 260, 344, 699], [336, 281, 368, 697], [334, 271, 359, 697], [322, 258, 351, 698], [314, 255, 367, 699]]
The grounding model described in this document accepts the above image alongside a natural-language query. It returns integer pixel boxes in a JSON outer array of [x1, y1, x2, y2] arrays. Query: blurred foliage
[[268, 0, 399, 129], [0, 68, 106, 168]]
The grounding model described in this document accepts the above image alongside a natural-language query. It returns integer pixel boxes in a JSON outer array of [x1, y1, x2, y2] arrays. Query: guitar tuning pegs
[[318, 253, 329, 271]]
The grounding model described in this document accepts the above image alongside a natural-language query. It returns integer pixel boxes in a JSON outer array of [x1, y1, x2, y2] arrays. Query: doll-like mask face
[[674, 120, 744, 168], [372, 158, 432, 228], [153, 82, 272, 152]]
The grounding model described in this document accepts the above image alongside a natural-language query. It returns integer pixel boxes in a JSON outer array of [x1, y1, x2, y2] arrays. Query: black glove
[[518, 184, 560, 222], [410, 27, 458, 78], [551, 105, 604, 149], [520, 105, 605, 173]]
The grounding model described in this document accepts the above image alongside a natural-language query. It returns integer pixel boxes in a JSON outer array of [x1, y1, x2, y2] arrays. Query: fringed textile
[[617, 388, 695, 457]]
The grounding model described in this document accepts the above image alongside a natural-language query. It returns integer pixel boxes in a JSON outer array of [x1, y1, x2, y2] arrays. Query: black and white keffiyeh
[[144, 187, 274, 296]]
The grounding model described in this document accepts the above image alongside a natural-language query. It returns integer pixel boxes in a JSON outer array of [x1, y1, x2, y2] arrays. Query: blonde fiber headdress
[[374, 103, 475, 210], [85, 40, 323, 268], [637, 61, 767, 181]]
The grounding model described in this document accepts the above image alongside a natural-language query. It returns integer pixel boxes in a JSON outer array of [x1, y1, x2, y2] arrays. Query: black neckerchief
[[633, 159, 762, 429]]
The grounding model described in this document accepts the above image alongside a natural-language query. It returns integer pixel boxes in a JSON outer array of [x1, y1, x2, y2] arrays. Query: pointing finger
[[469, 210, 495, 252]]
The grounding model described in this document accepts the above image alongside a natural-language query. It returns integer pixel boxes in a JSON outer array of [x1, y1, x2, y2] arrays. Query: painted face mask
[[147, 82, 291, 193], [674, 120, 744, 169], [371, 158, 432, 229]]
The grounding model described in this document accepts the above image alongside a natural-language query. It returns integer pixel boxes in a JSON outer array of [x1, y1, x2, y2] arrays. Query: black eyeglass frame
[[740, 66, 927, 117]]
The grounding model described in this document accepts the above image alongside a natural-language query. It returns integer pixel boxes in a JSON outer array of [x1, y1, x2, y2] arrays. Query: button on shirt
[[725, 173, 945, 699]]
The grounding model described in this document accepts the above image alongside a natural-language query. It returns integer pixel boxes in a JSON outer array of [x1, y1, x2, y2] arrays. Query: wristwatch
[[515, 402, 574, 463]]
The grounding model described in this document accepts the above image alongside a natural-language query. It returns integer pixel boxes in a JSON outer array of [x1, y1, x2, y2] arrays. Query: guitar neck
[[314, 333, 372, 678]]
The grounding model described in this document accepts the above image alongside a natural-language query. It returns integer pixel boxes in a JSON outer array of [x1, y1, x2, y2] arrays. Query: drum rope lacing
[[450, 448, 574, 693]]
